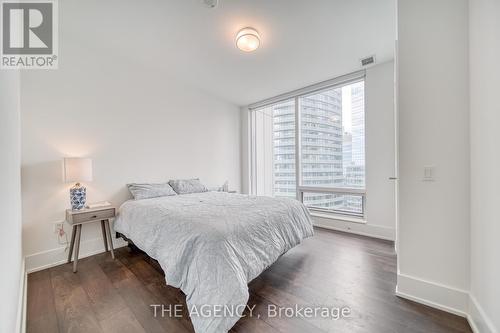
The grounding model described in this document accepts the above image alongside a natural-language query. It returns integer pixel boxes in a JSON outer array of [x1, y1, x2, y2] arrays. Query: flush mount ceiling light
[[203, 0, 218, 8], [236, 27, 260, 52]]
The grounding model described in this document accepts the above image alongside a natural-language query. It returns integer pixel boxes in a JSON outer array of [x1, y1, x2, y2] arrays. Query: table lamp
[[63, 157, 93, 210]]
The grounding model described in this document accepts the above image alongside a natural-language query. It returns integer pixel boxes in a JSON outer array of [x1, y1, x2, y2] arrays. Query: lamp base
[[70, 184, 87, 210]]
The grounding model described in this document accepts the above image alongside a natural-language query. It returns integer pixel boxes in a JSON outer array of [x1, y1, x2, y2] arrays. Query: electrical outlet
[[52, 221, 65, 234], [51, 221, 69, 247]]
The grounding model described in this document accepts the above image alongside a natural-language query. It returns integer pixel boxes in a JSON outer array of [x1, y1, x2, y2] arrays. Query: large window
[[251, 73, 366, 217]]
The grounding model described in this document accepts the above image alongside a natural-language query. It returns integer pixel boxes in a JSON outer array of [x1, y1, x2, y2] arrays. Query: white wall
[[20, 7, 241, 272], [363, 61, 396, 236], [469, 0, 500, 331], [0, 71, 23, 333], [396, 0, 470, 314]]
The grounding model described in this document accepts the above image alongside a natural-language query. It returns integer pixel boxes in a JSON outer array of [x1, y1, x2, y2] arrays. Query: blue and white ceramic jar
[[70, 183, 86, 210]]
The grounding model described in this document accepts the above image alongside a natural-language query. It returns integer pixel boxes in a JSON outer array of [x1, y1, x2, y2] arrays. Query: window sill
[[310, 211, 367, 224]]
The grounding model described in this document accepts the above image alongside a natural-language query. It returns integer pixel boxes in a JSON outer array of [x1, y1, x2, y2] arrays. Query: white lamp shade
[[63, 158, 93, 183]]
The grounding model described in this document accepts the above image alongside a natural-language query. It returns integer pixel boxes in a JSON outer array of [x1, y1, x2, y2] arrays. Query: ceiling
[[65, 0, 396, 106]]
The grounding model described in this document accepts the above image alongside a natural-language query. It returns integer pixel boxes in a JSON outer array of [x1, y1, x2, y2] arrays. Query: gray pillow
[[169, 178, 208, 194], [127, 183, 177, 200]]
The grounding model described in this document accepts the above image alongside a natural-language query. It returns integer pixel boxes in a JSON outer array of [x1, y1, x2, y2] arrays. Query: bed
[[114, 191, 313, 333]]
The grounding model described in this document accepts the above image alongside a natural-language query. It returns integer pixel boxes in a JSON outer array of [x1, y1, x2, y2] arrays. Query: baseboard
[[25, 236, 127, 273], [468, 294, 498, 333], [396, 273, 469, 317], [468, 314, 480, 333], [312, 215, 395, 241], [16, 258, 26, 333]]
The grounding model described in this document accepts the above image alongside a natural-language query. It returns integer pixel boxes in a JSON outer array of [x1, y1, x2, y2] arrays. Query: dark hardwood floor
[[27, 228, 472, 333]]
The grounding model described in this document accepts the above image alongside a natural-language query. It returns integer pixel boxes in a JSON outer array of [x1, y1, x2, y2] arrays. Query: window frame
[[249, 70, 367, 219]]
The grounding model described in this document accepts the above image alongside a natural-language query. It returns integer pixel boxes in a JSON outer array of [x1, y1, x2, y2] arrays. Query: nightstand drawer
[[70, 208, 115, 224]]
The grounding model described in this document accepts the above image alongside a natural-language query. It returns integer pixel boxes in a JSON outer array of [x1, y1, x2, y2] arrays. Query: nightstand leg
[[67, 225, 76, 263], [104, 220, 115, 259], [73, 225, 82, 273], [100, 220, 108, 252]]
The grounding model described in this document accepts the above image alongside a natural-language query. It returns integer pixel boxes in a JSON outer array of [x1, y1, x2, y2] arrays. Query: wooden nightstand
[[65, 206, 116, 273]]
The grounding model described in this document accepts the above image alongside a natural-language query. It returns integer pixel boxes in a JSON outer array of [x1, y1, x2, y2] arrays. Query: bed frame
[[116, 232, 164, 274]]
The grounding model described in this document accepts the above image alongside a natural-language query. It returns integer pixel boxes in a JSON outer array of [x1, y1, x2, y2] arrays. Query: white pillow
[[127, 183, 177, 200], [169, 178, 208, 194]]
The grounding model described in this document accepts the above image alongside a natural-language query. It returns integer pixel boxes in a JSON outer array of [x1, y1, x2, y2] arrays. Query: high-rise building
[[343, 81, 365, 211], [350, 81, 366, 179], [300, 89, 344, 209], [342, 132, 352, 165], [272, 100, 296, 198]]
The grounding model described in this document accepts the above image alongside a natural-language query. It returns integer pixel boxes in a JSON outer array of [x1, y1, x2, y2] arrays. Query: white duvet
[[114, 191, 313, 333]]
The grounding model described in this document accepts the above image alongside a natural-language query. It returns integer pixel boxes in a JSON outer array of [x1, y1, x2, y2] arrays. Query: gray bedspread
[[114, 191, 313, 333]]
